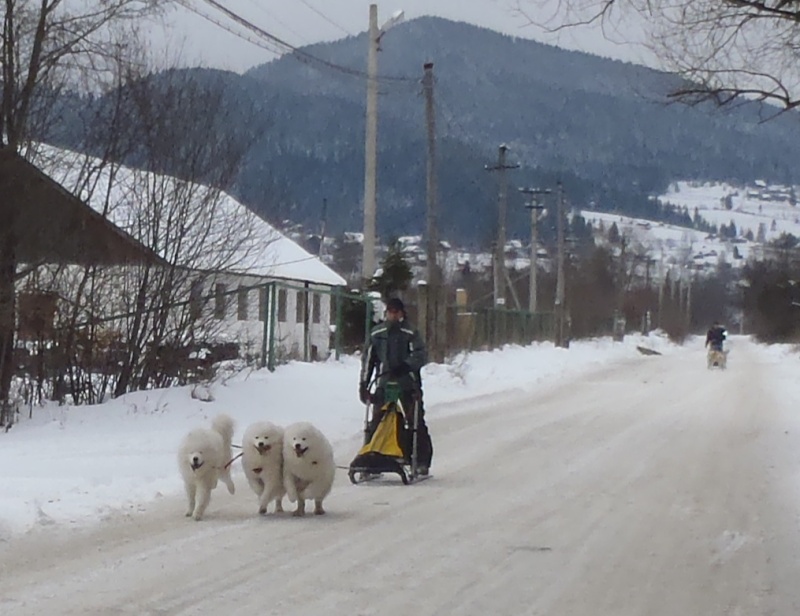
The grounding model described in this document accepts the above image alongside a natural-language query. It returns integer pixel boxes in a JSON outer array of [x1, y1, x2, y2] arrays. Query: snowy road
[[3, 339, 800, 615]]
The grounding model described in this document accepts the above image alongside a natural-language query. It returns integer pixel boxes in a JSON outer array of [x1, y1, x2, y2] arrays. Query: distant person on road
[[705, 322, 727, 352]]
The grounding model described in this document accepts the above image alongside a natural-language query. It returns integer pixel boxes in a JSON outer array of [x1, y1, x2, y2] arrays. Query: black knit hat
[[386, 297, 405, 313]]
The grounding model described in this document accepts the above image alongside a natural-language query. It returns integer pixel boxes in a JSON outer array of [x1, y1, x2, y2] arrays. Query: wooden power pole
[[519, 187, 550, 313], [362, 4, 379, 285], [555, 181, 567, 347], [485, 145, 519, 308], [422, 61, 440, 360]]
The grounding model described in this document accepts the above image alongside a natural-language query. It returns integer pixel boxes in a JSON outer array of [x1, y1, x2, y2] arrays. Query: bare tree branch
[[516, 0, 800, 110]]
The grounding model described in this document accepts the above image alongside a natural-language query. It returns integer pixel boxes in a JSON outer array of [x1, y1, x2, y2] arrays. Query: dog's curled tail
[[212, 413, 235, 450]]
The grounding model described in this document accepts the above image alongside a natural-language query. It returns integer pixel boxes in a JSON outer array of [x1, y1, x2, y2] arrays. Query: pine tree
[[723, 194, 733, 210], [608, 222, 621, 244], [368, 240, 414, 299]]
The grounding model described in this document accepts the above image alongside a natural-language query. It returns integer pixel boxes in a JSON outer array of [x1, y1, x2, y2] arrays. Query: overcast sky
[[150, 0, 652, 73]]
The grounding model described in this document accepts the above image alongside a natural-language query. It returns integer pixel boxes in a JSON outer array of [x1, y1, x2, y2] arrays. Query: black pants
[[369, 386, 433, 468]]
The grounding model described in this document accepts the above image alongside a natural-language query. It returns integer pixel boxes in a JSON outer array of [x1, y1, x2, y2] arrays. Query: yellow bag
[[357, 403, 404, 458]]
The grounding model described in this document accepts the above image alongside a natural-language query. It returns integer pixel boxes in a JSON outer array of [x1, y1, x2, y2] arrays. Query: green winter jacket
[[360, 319, 427, 390]]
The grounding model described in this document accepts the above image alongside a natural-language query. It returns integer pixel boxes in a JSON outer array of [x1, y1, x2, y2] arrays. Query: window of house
[[189, 279, 204, 320], [258, 286, 267, 322], [312, 293, 321, 324], [237, 286, 249, 321], [277, 289, 287, 322], [296, 290, 307, 324], [214, 283, 228, 319]]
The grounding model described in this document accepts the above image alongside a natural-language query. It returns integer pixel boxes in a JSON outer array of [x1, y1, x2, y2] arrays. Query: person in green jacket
[[359, 297, 433, 474]]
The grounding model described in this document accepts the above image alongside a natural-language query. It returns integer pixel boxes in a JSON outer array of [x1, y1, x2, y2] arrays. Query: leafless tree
[[25, 57, 265, 403], [517, 0, 800, 112], [0, 1, 164, 421]]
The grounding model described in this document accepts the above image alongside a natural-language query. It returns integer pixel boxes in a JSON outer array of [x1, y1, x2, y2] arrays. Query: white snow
[[658, 179, 800, 246], [28, 144, 346, 287], [0, 332, 677, 539]]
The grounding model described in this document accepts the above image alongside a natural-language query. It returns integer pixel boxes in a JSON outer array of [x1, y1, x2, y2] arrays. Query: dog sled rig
[[347, 379, 430, 485]]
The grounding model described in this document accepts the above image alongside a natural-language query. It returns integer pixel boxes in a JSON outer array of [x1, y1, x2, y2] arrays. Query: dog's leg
[[184, 483, 197, 517], [313, 498, 325, 515], [257, 484, 273, 515], [284, 474, 298, 503], [193, 484, 212, 521], [263, 483, 284, 514], [248, 476, 265, 498], [292, 497, 306, 517], [222, 468, 235, 495]]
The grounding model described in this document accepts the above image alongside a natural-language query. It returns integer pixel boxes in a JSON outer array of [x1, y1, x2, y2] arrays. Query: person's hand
[[359, 382, 371, 405]]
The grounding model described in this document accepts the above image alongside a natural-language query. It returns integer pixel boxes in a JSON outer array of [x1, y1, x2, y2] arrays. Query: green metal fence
[[259, 281, 376, 372], [445, 305, 555, 354], [258, 281, 558, 370]]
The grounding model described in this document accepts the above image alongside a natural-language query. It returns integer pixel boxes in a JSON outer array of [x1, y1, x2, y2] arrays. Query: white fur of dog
[[178, 414, 236, 520], [282, 422, 336, 517], [241, 421, 286, 514], [707, 348, 728, 369]]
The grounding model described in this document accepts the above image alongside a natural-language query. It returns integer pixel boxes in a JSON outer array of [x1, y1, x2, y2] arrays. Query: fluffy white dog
[[241, 421, 286, 514], [178, 413, 236, 521], [283, 422, 336, 517]]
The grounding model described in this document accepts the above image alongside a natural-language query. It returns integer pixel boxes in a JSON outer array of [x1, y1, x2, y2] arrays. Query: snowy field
[[661, 180, 800, 242], [579, 179, 800, 276], [0, 333, 677, 540]]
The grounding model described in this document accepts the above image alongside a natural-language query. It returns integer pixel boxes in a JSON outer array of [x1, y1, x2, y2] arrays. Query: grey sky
[[151, 0, 652, 73]]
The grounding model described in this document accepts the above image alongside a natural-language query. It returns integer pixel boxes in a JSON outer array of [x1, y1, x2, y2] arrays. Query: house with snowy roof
[[29, 146, 346, 362]]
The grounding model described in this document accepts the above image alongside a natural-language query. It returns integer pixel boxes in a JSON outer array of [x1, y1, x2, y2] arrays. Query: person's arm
[[360, 333, 378, 385], [404, 328, 428, 373]]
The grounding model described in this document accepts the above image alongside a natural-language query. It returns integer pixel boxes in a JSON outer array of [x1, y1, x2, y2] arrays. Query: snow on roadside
[[0, 332, 677, 539]]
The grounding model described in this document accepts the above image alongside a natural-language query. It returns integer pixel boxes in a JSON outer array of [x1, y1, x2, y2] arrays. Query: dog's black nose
[[192, 456, 199, 463]]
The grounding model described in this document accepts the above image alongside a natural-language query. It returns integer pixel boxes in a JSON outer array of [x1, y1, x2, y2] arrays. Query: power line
[[242, 0, 310, 44], [177, 0, 287, 57], [296, 0, 353, 37], [185, 0, 416, 83]]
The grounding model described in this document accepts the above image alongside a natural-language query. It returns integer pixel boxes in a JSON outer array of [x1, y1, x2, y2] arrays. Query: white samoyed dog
[[241, 421, 286, 514], [178, 413, 236, 520], [282, 422, 336, 516]]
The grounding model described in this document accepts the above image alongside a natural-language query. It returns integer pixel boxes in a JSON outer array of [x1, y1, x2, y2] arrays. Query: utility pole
[[422, 61, 440, 360], [519, 187, 550, 313], [362, 4, 379, 286], [555, 181, 567, 347], [686, 273, 693, 325], [360, 6, 405, 286], [485, 145, 519, 308], [319, 197, 328, 258], [658, 260, 666, 329]]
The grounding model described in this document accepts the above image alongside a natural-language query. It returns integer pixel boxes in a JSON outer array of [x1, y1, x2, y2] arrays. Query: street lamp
[[362, 5, 404, 286]]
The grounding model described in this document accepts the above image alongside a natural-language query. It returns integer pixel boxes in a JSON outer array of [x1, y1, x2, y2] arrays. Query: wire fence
[[6, 280, 555, 420]]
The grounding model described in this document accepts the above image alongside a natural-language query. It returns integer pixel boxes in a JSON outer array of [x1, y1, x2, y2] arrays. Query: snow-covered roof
[[30, 146, 345, 287]]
